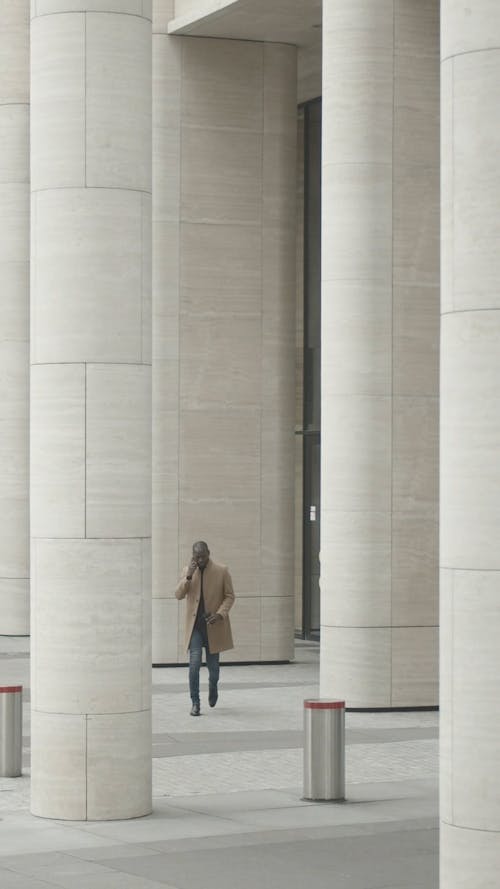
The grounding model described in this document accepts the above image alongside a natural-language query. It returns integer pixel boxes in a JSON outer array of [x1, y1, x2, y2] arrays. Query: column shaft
[[320, 0, 439, 706], [440, 1, 500, 884], [30, 0, 152, 820], [0, 0, 30, 635]]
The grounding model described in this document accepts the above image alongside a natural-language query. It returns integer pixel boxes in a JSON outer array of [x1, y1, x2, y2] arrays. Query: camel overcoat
[[175, 559, 235, 654]]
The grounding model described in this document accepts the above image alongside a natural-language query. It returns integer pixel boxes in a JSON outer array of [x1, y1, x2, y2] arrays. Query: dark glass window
[[302, 98, 321, 639]]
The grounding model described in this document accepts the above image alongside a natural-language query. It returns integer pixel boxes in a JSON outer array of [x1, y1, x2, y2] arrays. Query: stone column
[[440, 1, 500, 884], [320, 0, 439, 706], [151, 0, 181, 663], [151, 17, 297, 664], [30, 0, 152, 819], [0, 0, 30, 636]]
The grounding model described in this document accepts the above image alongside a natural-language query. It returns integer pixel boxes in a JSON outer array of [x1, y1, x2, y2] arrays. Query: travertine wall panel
[[441, 314, 500, 569], [391, 626, 438, 707], [30, 14, 86, 190], [393, 284, 439, 396], [86, 364, 151, 538], [180, 318, 261, 407], [441, 0, 500, 58], [30, 365, 86, 539], [182, 37, 263, 129], [321, 626, 391, 709], [0, 0, 29, 102], [0, 0, 29, 635], [322, 165, 393, 284], [32, 189, 145, 363], [0, 421, 28, 575], [392, 513, 438, 626], [0, 106, 29, 181], [32, 538, 146, 712], [451, 54, 500, 310], [30, 711, 87, 820], [324, 282, 392, 397], [219, 597, 261, 663], [392, 396, 438, 514], [86, 710, 152, 821], [85, 14, 152, 190], [441, 823, 500, 889], [323, 396, 392, 513], [261, 596, 294, 661], [181, 129, 263, 224], [152, 28, 297, 663], [446, 571, 500, 829], [320, 511, 391, 628]]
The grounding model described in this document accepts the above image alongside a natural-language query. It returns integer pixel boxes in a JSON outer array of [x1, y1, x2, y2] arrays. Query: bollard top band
[[304, 699, 345, 710], [0, 686, 22, 693]]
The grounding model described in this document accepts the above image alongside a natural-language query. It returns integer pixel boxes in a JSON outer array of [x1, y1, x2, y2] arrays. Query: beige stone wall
[[152, 21, 298, 662]]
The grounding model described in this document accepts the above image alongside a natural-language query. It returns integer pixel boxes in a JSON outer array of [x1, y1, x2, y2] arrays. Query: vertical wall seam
[[84, 363, 87, 537], [32, 542, 37, 702], [85, 713, 88, 819], [451, 57, 455, 314], [177, 37, 183, 622], [140, 541, 144, 708], [450, 569, 455, 824], [32, 193, 37, 366], [449, 52, 455, 826], [259, 42, 265, 662], [140, 192, 144, 364], [84, 13, 87, 187], [390, 0, 396, 707]]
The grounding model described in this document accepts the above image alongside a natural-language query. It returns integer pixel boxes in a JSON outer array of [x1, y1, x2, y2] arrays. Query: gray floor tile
[[159, 788, 315, 816], [0, 851, 105, 876], [97, 830, 438, 889], [144, 817, 439, 855], [58, 813, 251, 845], [0, 824, 115, 856], [49, 873, 178, 889], [0, 870, 60, 889], [64, 844, 164, 862], [152, 729, 304, 757]]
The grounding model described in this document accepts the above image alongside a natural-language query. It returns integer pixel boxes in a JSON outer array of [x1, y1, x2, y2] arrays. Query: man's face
[[193, 545, 209, 570]]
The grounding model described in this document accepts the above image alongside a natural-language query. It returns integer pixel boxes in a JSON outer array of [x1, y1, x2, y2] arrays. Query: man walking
[[175, 541, 235, 716]]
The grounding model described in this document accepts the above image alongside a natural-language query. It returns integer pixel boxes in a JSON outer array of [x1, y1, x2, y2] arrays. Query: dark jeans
[[188, 626, 220, 706]]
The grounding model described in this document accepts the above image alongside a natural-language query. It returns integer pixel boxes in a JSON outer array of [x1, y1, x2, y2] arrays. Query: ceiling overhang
[[168, 0, 322, 49]]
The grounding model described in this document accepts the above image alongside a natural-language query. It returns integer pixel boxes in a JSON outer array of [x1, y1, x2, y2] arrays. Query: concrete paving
[[0, 638, 438, 888]]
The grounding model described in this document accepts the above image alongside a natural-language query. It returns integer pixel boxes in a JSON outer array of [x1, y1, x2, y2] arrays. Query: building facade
[[1, 0, 499, 885]]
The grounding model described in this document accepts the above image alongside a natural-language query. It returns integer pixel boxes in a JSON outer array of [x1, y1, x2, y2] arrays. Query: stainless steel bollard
[[0, 686, 23, 777], [303, 699, 345, 801]]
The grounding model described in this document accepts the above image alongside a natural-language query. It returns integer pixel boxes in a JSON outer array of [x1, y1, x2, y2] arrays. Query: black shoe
[[190, 702, 200, 716], [208, 686, 218, 708]]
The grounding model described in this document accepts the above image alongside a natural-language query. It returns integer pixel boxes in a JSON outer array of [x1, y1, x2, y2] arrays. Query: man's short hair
[[193, 540, 209, 552]]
